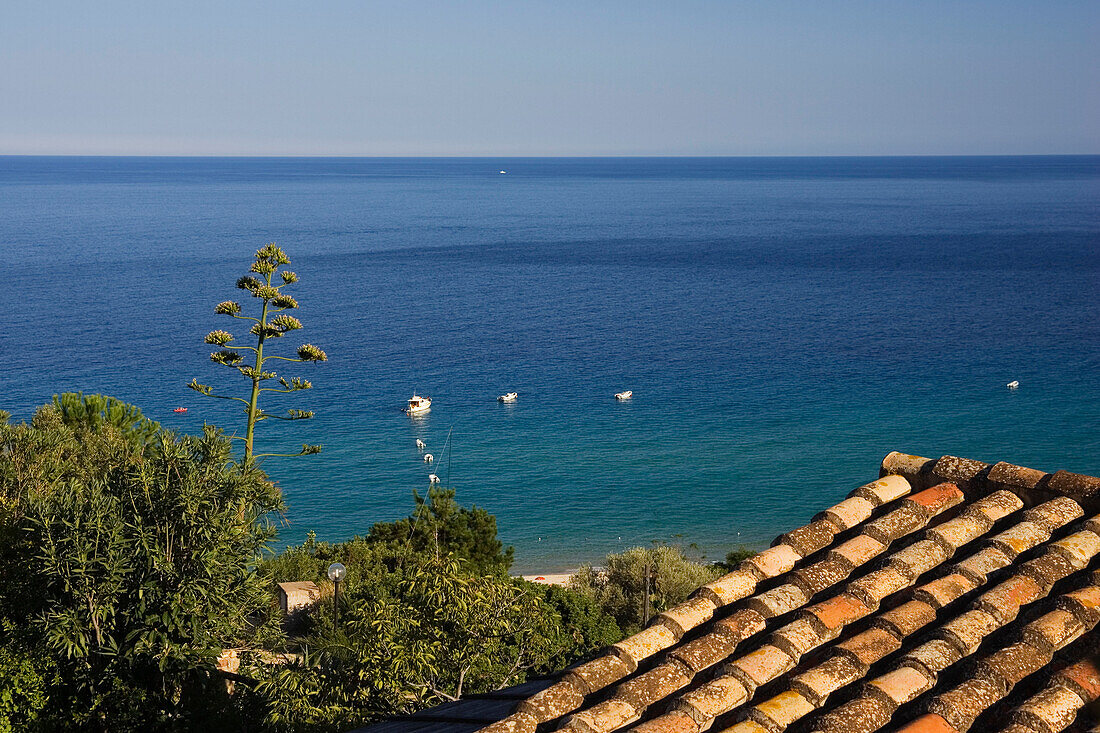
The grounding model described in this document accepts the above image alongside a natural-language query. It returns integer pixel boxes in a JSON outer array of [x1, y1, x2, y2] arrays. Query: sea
[[1, 156, 1098, 572]]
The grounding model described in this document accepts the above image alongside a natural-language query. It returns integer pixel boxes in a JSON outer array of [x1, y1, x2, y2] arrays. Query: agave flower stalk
[[189, 244, 327, 462]]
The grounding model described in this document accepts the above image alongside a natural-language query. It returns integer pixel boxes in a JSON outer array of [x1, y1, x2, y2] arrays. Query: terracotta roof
[[354, 451, 1100, 733]]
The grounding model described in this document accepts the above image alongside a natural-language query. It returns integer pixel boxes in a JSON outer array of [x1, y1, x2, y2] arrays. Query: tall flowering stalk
[[189, 244, 327, 462]]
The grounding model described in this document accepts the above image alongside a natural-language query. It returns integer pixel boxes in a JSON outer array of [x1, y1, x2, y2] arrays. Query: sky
[[1, 1, 1097, 156]]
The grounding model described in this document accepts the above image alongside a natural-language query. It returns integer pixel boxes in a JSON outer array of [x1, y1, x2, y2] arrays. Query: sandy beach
[[520, 572, 574, 587]]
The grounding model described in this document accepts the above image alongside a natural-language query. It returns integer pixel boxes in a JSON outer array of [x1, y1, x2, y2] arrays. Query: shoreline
[[519, 571, 575, 587]]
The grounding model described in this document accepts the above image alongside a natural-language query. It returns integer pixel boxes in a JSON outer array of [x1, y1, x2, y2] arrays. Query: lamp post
[[327, 562, 346, 625]]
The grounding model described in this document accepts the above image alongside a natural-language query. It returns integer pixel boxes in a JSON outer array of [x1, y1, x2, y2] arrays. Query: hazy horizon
[[3, 1, 1098, 157]]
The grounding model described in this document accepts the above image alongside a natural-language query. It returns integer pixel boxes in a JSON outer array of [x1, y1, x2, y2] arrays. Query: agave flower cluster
[[188, 243, 327, 461]]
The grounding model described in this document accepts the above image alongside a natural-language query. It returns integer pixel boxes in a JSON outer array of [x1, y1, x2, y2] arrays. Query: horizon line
[[2, 152, 1099, 159]]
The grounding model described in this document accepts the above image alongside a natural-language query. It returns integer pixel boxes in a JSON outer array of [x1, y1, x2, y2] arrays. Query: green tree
[[569, 545, 723, 634], [0, 395, 285, 730], [189, 243, 327, 462], [525, 582, 622, 671], [365, 487, 515, 574], [253, 558, 569, 732], [252, 491, 619, 731]]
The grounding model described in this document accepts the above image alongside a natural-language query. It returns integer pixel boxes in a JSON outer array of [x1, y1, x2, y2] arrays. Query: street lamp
[[327, 562, 346, 625]]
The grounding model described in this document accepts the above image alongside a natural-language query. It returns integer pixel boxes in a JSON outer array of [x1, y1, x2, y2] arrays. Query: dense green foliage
[[189, 243, 327, 462], [0, 395, 284, 731], [365, 486, 515, 573], [250, 497, 620, 731], [569, 545, 724, 634]]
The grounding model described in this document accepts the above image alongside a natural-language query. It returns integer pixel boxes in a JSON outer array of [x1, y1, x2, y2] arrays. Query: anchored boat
[[405, 394, 432, 415]]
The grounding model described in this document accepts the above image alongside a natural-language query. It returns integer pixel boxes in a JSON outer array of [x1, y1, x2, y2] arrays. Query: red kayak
[[173, 407, 188, 413]]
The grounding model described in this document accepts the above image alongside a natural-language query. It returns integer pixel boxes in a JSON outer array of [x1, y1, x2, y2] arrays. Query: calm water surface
[[2, 156, 1098, 571]]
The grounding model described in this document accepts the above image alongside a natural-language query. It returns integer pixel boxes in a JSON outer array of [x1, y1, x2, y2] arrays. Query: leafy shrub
[[0, 395, 284, 730], [570, 545, 724, 634]]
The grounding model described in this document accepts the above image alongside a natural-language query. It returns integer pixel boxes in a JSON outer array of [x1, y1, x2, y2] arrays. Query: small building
[[276, 580, 322, 617]]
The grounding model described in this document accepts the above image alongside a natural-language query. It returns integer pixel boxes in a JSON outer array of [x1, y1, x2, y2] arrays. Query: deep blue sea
[[1, 156, 1098, 572]]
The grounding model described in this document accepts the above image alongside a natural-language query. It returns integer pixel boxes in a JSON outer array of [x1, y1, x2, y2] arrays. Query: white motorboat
[[615, 391, 633, 400], [406, 394, 432, 414], [498, 392, 518, 403], [1007, 380, 1019, 389]]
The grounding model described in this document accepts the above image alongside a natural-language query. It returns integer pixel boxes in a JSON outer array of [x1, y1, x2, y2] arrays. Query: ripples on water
[[2, 156, 1098, 571]]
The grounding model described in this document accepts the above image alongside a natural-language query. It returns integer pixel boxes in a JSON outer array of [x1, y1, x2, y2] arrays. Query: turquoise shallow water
[[2, 156, 1098, 572]]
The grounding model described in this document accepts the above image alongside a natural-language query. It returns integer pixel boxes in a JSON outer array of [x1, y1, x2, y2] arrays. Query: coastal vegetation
[[0, 395, 283, 730], [188, 244, 328, 462], [0, 393, 754, 730], [0, 395, 631, 731], [569, 544, 725, 634]]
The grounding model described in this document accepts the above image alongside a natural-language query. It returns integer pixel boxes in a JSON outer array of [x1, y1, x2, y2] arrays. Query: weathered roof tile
[[834, 626, 903, 669], [899, 638, 964, 676], [790, 654, 864, 706], [614, 661, 691, 712], [975, 574, 1046, 624], [565, 653, 632, 695], [976, 642, 1052, 690], [698, 570, 758, 607], [743, 545, 802, 581], [677, 675, 749, 721], [826, 534, 887, 569], [726, 644, 797, 692], [846, 565, 912, 607], [911, 571, 978, 610], [803, 593, 873, 636], [659, 596, 718, 637], [820, 496, 877, 531], [748, 584, 810, 619], [874, 599, 938, 639], [777, 520, 838, 558], [612, 623, 679, 668], [747, 689, 816, 731], [864, 665, 935, 707], [926, 677, 1003, 730], [853, 473, 913, 506], [1022, 497, 1085, 533], [1009, 684, 1088, 733], [669, 631, 740, 674]]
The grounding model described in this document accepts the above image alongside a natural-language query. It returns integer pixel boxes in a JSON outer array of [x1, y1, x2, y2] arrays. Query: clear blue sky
[[2, 1, 1097, 155]]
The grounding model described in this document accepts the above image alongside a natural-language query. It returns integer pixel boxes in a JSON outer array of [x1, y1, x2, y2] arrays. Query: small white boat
[[499, 170, 507, 174], [615, 391, 633, 400], [498, 392, 518, 403], [1007, 380, 1019, 389], [415, 438, 426, 451], [406, 394, 432, 414]]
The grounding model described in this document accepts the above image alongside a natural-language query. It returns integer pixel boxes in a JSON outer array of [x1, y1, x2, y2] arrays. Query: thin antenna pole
[[446, 426, 453, 487]]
